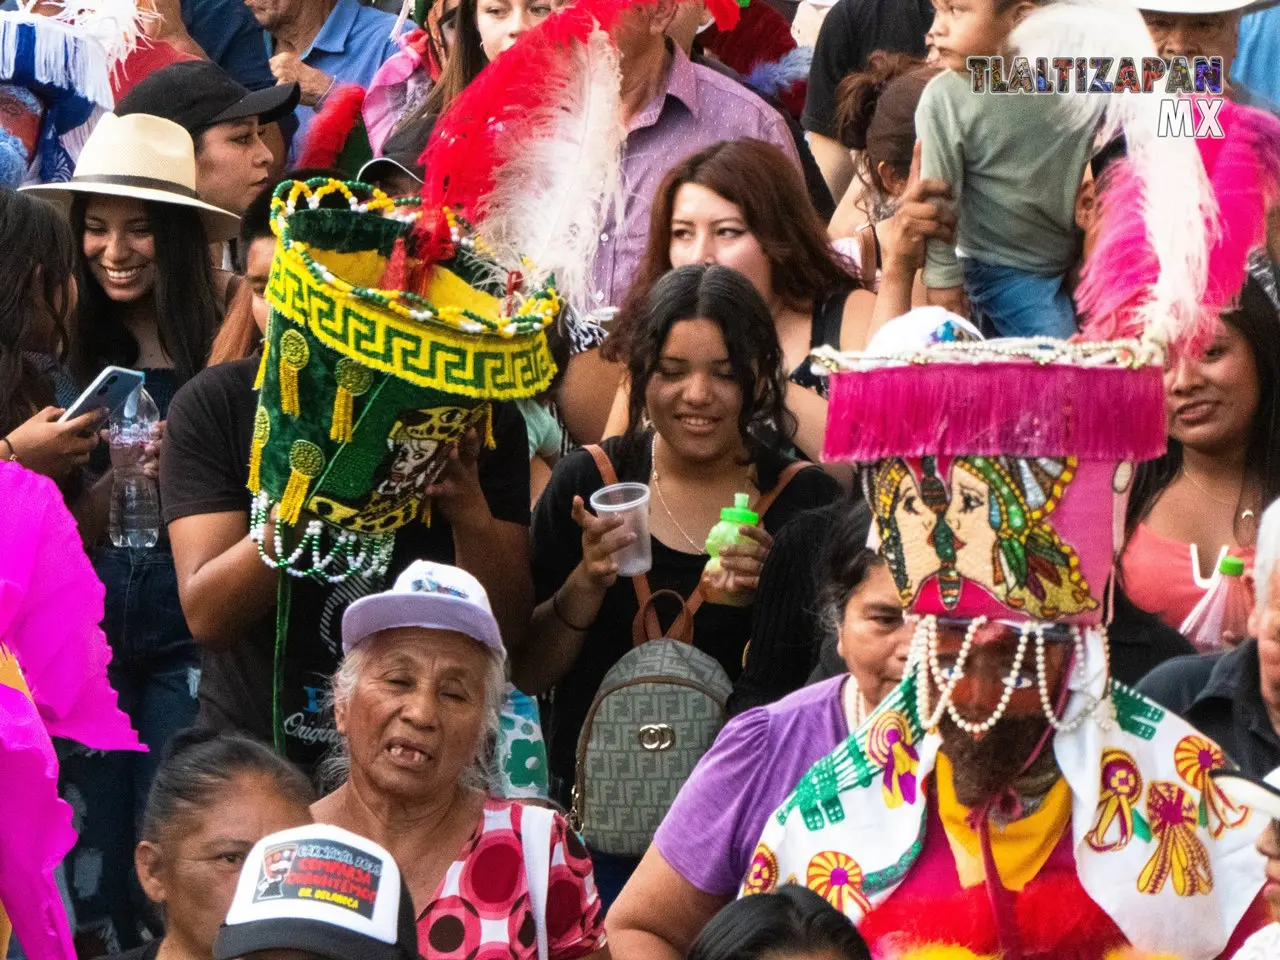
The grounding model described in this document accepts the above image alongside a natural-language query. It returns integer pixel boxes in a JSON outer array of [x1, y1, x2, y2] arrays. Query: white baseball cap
[[1135, 0, 1278, 13], [213, 824, 421, 960], [341, 560, 505, 659], [1211, 766, 1280, 820]]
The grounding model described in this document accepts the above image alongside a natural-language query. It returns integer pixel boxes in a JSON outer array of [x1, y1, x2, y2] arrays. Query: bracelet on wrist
[[1, 436, 17, 462], [552, 588, 593, 632]]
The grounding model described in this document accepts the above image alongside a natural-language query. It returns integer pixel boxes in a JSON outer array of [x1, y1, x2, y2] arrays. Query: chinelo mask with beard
[[938, 712, 1057, 811]]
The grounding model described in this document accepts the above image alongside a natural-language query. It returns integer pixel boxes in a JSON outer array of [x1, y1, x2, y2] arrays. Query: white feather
[[1009, 0, 1217, 348], [476, 26, 625, 316], [47, 0, 156, 69]]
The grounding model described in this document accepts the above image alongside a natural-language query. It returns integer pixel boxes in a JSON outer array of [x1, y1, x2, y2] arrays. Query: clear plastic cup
[[589, 482, 653, 577]]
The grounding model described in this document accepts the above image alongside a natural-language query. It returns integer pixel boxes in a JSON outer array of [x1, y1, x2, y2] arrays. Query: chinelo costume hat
[[23, 112, 241, 241], [744, 8, 1280, 957], [250, 0, 744, 577]]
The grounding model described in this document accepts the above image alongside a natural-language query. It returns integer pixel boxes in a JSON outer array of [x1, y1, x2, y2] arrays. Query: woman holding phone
[[23, 112, 239, 954], [0, 188, 105, 488]]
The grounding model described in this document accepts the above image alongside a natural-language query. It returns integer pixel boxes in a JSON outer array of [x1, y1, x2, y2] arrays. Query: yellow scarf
[[935, 752, 1073, 892]]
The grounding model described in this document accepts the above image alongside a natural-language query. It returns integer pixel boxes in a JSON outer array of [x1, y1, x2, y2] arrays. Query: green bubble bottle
[[703, 493, 759, 607]]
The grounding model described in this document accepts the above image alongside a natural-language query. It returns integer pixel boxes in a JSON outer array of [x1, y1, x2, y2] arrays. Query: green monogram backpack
[[569, 446, 802, 856]]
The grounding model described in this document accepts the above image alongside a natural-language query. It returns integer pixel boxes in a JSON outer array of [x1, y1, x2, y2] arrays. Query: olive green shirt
[[915, 68, 1101, 288]]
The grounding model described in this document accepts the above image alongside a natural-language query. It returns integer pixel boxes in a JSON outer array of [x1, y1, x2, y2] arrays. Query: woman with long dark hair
[[0, 188, 104, 488], [601, 139, 887, 465], [69, 195, 223, 390], [1122, 275, 1280, 648], [24, 112, 240, 954], [524, 264, 841, 903]]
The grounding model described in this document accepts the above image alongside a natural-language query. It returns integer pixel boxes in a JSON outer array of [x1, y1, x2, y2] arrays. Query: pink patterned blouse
[[416, 799, 605, 960]]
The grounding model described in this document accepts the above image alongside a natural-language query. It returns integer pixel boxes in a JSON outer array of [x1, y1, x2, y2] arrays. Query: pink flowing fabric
[[0, 462, 143, 960], [363, 31, 428, 156]]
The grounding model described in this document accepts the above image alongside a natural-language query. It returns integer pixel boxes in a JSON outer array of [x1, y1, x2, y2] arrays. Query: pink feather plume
[[1077, 99, 1280, 356]]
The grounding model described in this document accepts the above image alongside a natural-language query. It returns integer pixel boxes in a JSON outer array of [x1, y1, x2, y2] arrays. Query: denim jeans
[[59, 547, 199, 953], [961, 257, 1078, 339]]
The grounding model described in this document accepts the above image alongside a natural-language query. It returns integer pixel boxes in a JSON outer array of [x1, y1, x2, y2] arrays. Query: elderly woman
[[313, 560, 606, 960]]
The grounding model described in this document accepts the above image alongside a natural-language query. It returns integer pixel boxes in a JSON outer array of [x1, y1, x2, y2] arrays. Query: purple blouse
[[653, 675, 849, 896]]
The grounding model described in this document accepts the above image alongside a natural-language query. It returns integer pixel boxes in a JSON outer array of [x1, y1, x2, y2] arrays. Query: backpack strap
[[585, 444, 701, 642], [631, 588, 697, 646], [755, 460, 808, 517], [584, 447, 808, 644]]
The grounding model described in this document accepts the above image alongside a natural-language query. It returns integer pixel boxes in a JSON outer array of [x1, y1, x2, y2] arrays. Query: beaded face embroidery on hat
[[870, 455, 1098, 621]]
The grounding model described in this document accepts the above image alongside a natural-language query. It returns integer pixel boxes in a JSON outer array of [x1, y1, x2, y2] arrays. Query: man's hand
[[424, 429, 490, 532], [269, 52, 333, 106]]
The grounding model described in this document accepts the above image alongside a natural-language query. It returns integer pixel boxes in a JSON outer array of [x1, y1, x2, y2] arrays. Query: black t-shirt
[[802, 0, 934, 139], [99, 942, 159, 960], [728, 498, 870, 716], [160, 356, 530, 770], [530, 433, 842, 788]]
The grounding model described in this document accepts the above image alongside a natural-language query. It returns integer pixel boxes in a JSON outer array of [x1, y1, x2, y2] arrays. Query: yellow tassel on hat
[[278, 440, 324, 524], [253, 339, 269, 391], [480, 402, 495, 449], [330, 359, 374, 443], [420, 496, 432, 528], [278, 329, 310, 417], [248, 407, 271, 494]]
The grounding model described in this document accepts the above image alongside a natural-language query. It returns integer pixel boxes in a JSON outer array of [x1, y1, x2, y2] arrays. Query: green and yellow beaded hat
[[248, 177, 562, 580], [248, 0, 641, 580]]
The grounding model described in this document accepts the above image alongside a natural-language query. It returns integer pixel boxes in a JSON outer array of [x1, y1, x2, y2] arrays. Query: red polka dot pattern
[[415, 799, 606, 960]]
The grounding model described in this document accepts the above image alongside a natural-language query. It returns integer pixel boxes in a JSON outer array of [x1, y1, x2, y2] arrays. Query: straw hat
[[22, 113, 240, 241]]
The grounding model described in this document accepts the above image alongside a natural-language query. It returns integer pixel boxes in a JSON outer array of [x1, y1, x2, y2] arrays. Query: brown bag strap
[[584, 447, 807, 643], [856, 223, 879, 282], [631, 588, 697, 646], [585, 444, 704, 643]]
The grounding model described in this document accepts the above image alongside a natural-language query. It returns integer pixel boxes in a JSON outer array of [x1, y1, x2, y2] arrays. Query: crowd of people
[[2, 0, 1280, 957]]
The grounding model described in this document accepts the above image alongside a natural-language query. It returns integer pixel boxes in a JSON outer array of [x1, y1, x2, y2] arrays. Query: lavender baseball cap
[[341, 561, 504, 658]]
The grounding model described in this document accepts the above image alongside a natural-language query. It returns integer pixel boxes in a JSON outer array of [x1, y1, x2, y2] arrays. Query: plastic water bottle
[[109, 385, 160, 548], [1179, 554, 1253, 652]]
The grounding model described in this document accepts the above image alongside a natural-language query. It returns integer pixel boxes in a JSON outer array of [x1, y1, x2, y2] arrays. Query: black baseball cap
[[358, 117, 432, 188], [116, 61, 300, 136]]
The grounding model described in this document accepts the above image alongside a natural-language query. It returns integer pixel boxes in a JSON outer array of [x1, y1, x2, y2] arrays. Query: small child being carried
[[917, 0, 1104, 338]]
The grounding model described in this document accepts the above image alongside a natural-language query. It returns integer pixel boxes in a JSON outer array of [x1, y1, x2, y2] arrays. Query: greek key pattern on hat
[[267, 254, 556, 401]]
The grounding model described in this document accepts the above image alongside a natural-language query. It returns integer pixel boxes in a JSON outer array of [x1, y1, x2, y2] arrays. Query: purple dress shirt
[[589, 43, 800, 311]]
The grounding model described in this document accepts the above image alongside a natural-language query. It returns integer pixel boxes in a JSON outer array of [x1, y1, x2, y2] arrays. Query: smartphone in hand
[[59, 367, 145, 426]]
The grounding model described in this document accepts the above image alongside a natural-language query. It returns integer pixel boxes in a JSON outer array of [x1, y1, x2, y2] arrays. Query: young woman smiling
[[522, 265, 841, 902], [1122, 276, 1280, 648]]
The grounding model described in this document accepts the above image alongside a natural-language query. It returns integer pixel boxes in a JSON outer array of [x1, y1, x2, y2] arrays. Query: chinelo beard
[[938, 713, 1060, 810]]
